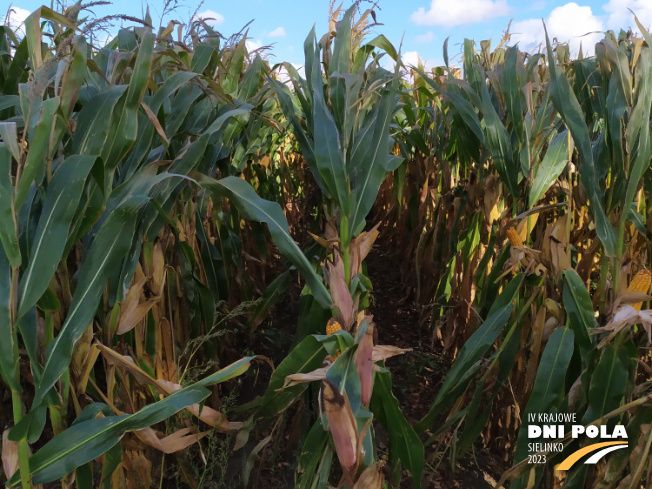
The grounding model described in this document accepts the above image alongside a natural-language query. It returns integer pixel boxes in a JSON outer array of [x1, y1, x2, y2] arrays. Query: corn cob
[[627, 269, 651, 311], [327, 318, 342, 335], [506, 228, 523, 247]]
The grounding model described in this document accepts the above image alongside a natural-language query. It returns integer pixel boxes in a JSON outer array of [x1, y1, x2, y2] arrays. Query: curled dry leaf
[[281, 343, 411, 392], [483, 174, 502, 224], [324, 220, 338, 241], [2, 429, 18, 479], [593, 305, 652, 347], [614, 291, 652, 311], [352, 461, 386, 489], [97, 344, 242, 431], [327, 256, 355, 329], [320, 379, 359, 472], [282, 366, 330, 388], [134, 427, 210, 454], [71, 322, 94, 379], [156, 379, 244, 432], [308, 231, 338, 251], [151, 241, 166, 295], [349, 222, 380, 278], [515, 213, 539, 243], [355, 324, 374, 406], [371, 345, 412, 362], [117, 263, 162, 335], [541, 215, 571, 277]]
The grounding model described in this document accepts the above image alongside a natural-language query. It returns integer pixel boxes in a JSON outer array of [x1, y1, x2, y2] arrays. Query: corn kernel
[[628, 269, 651, 311], [507, 228, 523, 247], [326, 318, 342, 335]]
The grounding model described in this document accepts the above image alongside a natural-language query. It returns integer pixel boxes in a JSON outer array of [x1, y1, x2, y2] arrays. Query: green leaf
[[529, 130, 569, 207], [365, 35, 399, 62], [59, 37, 87, 120], [18, 156, 96, 319], [297, 419, 329, 489], [15, 97, 59, 209], [502, 46, 524, 143], [349, 91, 402, 235], [514, 328, 575, 465], [325, 346, 362, 414], [0, 122, 20, 162], [562, 269, 595, 357], [256, 335, 326, 417], [312, 79, 351, 215], [481, 82, 520, 198], [544, 26, 616, 255], [416, 304, 513, 432], [417, 74, 485, 144], [196, 175, 331, 309], [330, 6, 353, 76], [0, 250, 19, 391], [32, 197, 146, 408], [249, 271, 290, 331], [582, 345, 627, 424], [9, 358, 252, 485], [0, 144, 20, 267], [371, 370, 423, 488]]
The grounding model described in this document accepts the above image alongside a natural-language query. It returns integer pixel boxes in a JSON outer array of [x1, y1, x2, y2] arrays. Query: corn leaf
[[32, 196, 146, 408], [196, 174, 331, 309], [18, 156, 96, 319]]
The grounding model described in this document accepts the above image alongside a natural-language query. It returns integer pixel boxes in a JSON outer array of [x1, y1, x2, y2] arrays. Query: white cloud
[[246, 39, 263, 52], [403, 51, 424, 68], [415, 31, 435, 43], [510, 3, 603, 55], [197, 9, 225, 27], [604, 0, 652, 33], [410, 0, 512, 26], [269, 26, 286, 37], [275, 63, 305, 85], [4, 6, 30, 37], [402, 51, 442, 69], [401, 51, 446, 81]]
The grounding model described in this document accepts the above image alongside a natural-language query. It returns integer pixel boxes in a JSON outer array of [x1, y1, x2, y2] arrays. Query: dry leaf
[[2, 429, 18, 479], [371, 345, 412, 362], [328, 256, 355, 329], [320, 379, 358, 472], [283, 366, 330, 388], [98, 345, 242, 431], [134, 427, 209, 453], [355, 324, 374, 406], [353, 461, 386, 489]]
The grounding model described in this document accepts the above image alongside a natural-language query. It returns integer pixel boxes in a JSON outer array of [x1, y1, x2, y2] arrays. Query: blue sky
[[6, 0, 652, 68]]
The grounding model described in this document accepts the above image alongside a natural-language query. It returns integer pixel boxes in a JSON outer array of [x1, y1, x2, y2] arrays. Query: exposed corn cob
[[507, 228, 523, 247], [327, 318, 342, 335], [627, 269, 651, 311]]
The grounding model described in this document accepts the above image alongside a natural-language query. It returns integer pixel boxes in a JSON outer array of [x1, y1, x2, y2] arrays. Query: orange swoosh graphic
[[556, 442, 627, 470]]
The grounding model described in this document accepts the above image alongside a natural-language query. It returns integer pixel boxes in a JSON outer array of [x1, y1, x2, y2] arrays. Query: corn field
[[1, 2, 652, 488]]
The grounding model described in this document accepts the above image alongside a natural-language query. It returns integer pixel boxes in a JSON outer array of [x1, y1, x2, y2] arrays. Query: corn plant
[[384, 18, 652, 489], [0, 5, 333, 487], [242, 5, 425, 488]]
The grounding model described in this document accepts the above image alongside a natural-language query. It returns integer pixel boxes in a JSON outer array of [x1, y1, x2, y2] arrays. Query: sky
[[5, 0, 652, 70]]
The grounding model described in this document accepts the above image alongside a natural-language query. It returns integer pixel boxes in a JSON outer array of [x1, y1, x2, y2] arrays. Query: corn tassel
[[627, 269, 651, 311]]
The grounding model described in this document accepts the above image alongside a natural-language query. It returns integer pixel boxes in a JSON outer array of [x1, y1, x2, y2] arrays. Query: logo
[[526, 413, 628, 468], [556, 441, 628, 470]]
